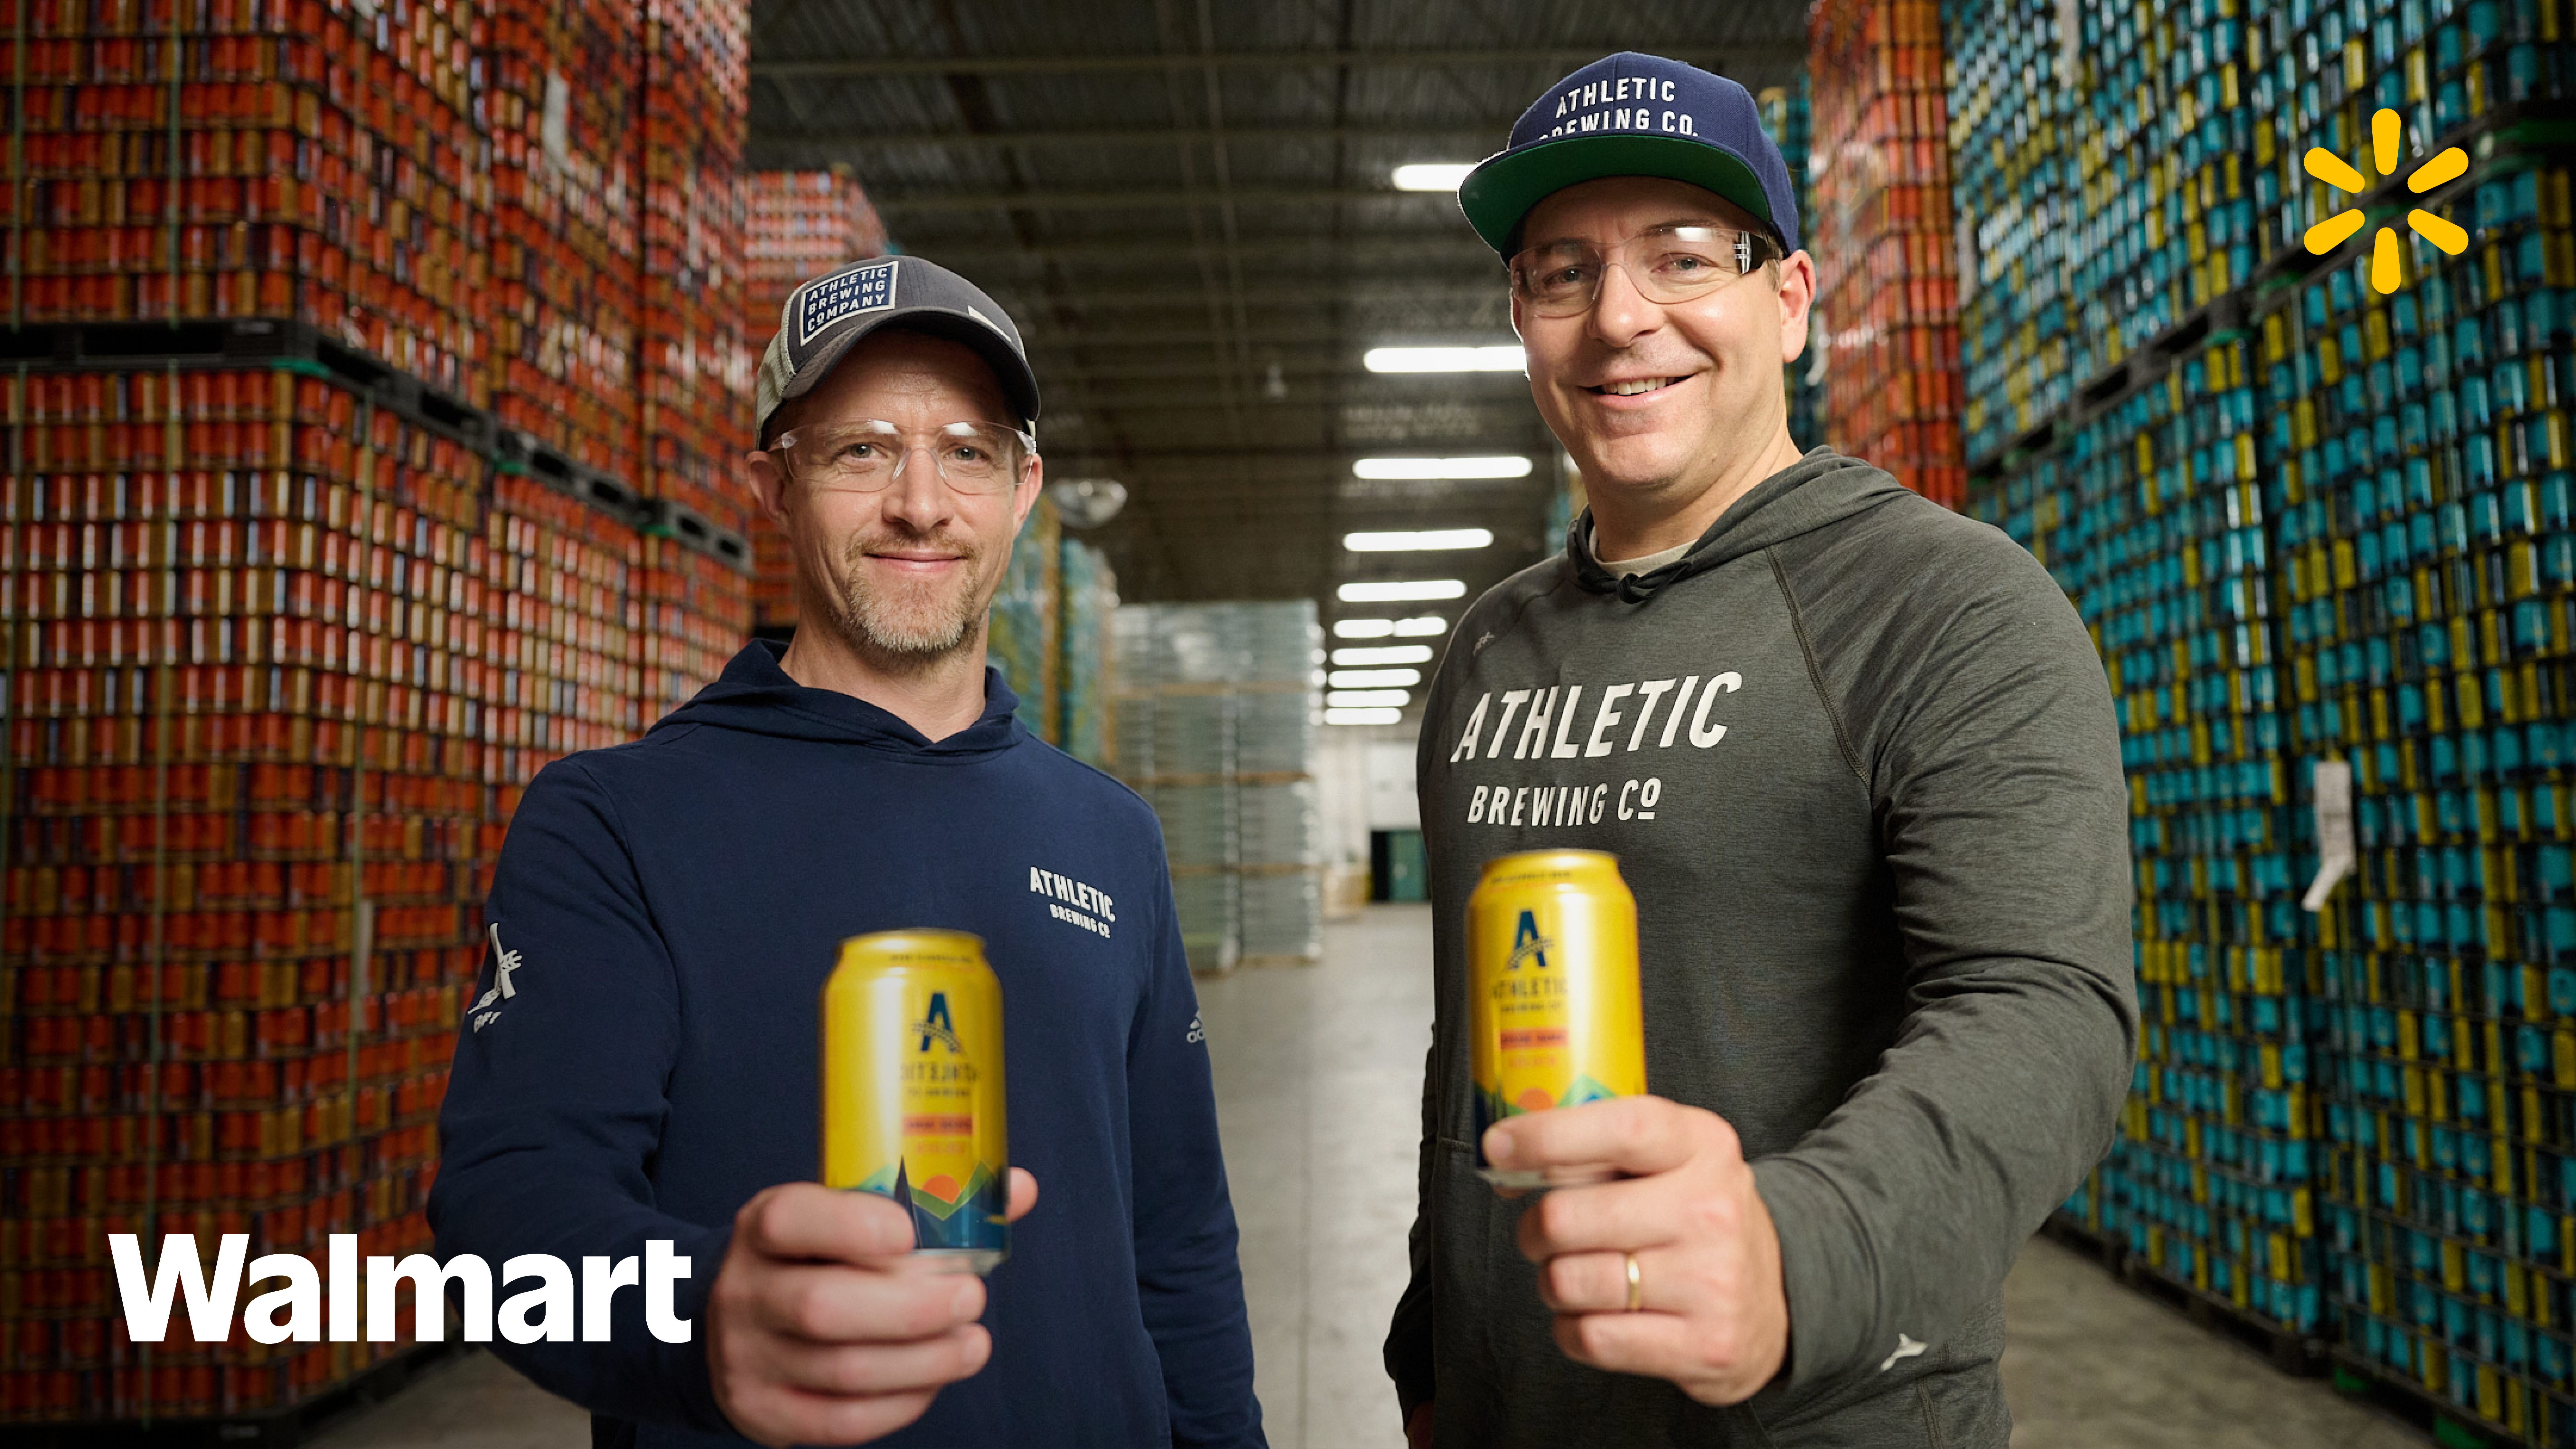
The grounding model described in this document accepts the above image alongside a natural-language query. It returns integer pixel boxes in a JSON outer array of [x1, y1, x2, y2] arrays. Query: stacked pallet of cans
[[484, 0, 643, 485], [2, 0, 491, 405], [1110, 602, 1322, 972], [985, 499, 1061, 744], [0, 360, 494, 1421], [1758, 79, 1823, 448], [638, 0, 752, 539], [1057, 538, 1117, 771], [741, 171, 889, 633], [1936, 0, 2576, 1432], [1806, 0, 1967, 507], [2094, 337, 2321, 1336], [1940, 0, 2081, 464], [2273, 172, 2576, 1436]]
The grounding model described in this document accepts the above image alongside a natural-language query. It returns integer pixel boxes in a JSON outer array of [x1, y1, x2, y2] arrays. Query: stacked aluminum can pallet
[[1937, 0, 2576, 1436], [1114, 602, 1324, 973]]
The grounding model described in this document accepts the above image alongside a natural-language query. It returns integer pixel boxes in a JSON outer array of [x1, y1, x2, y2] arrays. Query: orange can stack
[[0, 360, 491, 1421], [1, 0, 491, 406], [1804, 0, 1966, 509], [740, 170, 887, 633], [638, 0, 752, 541], [482, 0, 642, 486]]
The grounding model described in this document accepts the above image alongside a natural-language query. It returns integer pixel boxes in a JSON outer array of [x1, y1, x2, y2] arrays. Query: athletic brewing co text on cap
[[754, 254, 1041, 442], [1457, 52, 1803, 257]]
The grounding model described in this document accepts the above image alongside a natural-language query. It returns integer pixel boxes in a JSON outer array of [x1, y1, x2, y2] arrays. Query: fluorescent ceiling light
[[1344, 528, 1494, 552], [1392, 615, 1448, 636], [1325, 707, 1404, 725], [1363, 345, 1526, 373], [1352, 457, 1532, 481], [1332, 644, 1435, 666], [1391, 163, 1475, 191], [1329, 667, 1423, 688], [1337, 578, 1466, 602], [1326, 689, 1411, 708], [1333, 618, 1396, 638]]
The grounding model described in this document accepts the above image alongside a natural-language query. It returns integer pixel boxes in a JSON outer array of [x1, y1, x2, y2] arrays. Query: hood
[[1568, 446, 1919, 604], [651, 639, 1027, 757]]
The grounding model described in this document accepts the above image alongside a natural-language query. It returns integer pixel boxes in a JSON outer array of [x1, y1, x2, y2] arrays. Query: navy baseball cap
[[1458, 52, 1802, 257], [755, 254, 1041, 443]]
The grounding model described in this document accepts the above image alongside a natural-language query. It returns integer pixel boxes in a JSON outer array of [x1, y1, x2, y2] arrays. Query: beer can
[[820, 929, 1010, 1273], [1467, 849, 1645, 1188]]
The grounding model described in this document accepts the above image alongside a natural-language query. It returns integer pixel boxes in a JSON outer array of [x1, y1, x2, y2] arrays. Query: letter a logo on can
[[914, 992, 962, 1053], [1507, 910, 1553, 971]]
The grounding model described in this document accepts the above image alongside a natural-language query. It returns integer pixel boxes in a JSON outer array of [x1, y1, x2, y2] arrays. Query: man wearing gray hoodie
[[1384, 53, 2138, 1448]]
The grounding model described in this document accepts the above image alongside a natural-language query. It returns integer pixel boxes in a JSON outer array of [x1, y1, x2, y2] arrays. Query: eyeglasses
[[1507, 223, 1776, 318], [768, 419, 1037, 496]]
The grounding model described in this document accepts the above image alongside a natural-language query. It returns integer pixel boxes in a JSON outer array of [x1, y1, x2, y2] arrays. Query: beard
[[813, 524, 993, 663]]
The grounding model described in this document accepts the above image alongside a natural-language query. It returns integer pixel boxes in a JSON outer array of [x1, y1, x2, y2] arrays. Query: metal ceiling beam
[[888, 234, 1497, 265], [869, 185, 1468, 213], [751, 45, 1789, 80], [751, 123, 1513, 152]]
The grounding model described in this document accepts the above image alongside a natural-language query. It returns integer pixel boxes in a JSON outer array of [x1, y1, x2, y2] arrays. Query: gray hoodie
[[1385, 448, 2138, 1447]]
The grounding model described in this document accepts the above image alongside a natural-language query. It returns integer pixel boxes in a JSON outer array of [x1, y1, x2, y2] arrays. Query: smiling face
[[1512, 177, 1813, 523], [747, 329, 1040, 668]]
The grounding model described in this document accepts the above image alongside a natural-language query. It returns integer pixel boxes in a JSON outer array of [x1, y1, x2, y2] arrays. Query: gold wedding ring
[[1623, 1251, 1644, 1313]]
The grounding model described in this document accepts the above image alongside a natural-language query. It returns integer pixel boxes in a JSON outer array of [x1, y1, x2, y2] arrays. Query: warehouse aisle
[[305, 901, 2431, 1448]]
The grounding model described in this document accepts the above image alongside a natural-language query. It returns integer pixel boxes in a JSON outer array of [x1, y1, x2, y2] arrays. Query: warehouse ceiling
[[744, 1, 1806, 626]]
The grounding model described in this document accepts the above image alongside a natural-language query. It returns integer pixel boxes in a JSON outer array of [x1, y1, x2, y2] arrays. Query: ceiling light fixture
[[1325, 707, 1404, 726], [1363, 345, 1526, 373], [1392, 616, 1448, 637], [1351, 457, 1532, 481], [1328, 667, 1424, 688], [1333, 618, 1397, 639], [1331, 645, 1435, 667], [1344, 528, 1494, 552], [1391, 163, 1476, 191], [1326, 689, 1411, 708], [1336, 579, 1466, 602]]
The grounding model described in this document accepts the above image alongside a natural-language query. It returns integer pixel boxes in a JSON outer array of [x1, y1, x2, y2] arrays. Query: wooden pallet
[[0, 1343, 470, 1449]]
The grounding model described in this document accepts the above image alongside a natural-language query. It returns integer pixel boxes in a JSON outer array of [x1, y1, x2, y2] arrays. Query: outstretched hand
[[1485, 1096, 1788, 1405]]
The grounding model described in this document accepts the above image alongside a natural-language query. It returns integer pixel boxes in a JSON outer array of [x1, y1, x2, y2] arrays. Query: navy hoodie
[[429, 640, 1265, 1449]]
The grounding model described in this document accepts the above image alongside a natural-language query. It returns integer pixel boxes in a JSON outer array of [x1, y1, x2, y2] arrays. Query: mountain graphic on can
[[1467, 850, 1645, 1188], [821, 929, 1010, 1273]]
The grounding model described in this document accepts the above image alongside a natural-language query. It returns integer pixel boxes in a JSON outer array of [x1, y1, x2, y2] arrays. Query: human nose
[[1587, 254, 1661, 349], [882, 440, 959, 527]]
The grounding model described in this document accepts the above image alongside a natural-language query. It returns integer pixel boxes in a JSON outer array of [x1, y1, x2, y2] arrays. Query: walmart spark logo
[[2302, 108, 2468, 293]]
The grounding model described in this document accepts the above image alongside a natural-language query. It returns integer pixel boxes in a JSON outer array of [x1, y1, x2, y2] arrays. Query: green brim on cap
[[1458, 132, 1775, 254]]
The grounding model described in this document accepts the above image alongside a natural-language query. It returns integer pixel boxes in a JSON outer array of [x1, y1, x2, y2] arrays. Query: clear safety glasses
[[1507, 223, 1777, 318], [768, 419, 1037, 496]]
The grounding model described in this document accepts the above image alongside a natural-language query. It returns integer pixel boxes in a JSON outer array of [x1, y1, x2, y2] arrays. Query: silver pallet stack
[[1114, 602, 1325, 972]]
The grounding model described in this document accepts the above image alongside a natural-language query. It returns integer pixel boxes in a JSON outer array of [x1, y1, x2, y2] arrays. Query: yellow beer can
[[820, 929, 1010, 1273], [1467, 849, 1645, 1187]]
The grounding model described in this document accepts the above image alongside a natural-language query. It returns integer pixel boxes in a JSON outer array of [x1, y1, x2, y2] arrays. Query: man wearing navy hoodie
[[430, 255, 1265, 1449]]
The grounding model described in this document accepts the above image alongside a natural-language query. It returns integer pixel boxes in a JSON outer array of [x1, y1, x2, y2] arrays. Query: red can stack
[[1, 0, 492, 405], [638, 0, 752, 540], [1804, 0, 1966, 509], [0, 363, 491, 1420], [482, 0, 642, 485]]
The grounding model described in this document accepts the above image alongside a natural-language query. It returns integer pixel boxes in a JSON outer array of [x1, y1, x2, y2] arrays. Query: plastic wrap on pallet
[[1113, 602, 1323, 973], [1056, 539, 1117, 770]]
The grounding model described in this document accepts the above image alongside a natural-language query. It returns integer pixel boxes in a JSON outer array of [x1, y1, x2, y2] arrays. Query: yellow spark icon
[[2302, 108, 2468, 293]]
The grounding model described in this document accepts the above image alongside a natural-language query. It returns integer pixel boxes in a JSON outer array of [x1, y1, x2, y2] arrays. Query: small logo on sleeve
[[1879, 1333, 1927, 1371], [1029, 866, 1115, 939], [469, 922, 524, 1033]]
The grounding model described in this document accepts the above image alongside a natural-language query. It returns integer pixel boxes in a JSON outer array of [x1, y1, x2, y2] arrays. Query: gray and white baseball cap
[[754, 254, 1041, 443]]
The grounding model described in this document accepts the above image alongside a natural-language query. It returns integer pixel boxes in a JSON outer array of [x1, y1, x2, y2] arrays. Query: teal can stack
[[1923, 0, 2576, 1435]]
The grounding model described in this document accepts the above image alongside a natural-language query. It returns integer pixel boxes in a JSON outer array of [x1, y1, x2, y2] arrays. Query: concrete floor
[[309, 903, 2430, 1449]]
